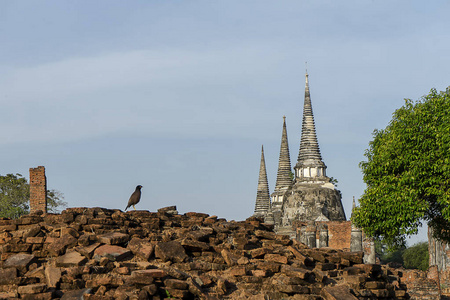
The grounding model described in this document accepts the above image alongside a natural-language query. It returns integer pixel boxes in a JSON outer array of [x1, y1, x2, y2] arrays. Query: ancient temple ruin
[[253, 71, 352, 248]]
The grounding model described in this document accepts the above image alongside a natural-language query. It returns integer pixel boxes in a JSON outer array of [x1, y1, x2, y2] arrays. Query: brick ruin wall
[[8, 166, 441, 298], [29, 166, 47, 214], [295, 221, 353, 251], [0, 207, 417, 299], [326, 221, 352, 250], [428, 226, 450, 295]]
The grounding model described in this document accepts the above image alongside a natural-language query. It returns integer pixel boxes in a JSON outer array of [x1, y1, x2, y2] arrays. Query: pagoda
[[253, 71, 346, 235], [253, 145, 271, 217]]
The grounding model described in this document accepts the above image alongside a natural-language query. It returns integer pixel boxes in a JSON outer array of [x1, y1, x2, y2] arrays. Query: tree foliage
[[376, 240, 428, 271], [0, 174, 30, 219], [353, 87, 450, 246], [403, 242, 429, 271], [375, 239, 405, 265], [0, 173, 67, 219]]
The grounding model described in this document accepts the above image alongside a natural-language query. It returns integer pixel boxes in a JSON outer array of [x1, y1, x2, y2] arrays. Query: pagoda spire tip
[[305, 64, 309, 85]]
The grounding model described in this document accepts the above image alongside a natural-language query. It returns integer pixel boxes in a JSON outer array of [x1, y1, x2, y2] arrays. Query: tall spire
[[351, 196, 358, 220], [254, 145, 270, 216], [274, 116, 293, 191], [295, 70, 327, 181]]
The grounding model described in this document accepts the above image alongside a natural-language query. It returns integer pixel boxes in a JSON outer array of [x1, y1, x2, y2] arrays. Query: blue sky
[[1, 1, 449, 243]]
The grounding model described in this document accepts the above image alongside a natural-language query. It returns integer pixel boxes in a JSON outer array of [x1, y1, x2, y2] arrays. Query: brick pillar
[[29, 166, 47, 214], [305, 222, 317, 248], [350, 226, 363, 252], [319, 225, 329, 248], [363, 237, 376, 264]]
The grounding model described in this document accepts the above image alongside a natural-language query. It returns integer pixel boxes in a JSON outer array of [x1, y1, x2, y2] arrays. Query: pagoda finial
[[254, 145, 271, 216], [305, 68, 310, 95]]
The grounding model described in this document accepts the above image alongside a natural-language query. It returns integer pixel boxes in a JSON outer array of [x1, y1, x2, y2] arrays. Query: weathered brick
[[75, 242, 101, 259], [18, 283, 46, 295], [254, 230, 276, 240], [127, 269, 165, 285], [4, 253, 36, 273], [86, 274, 124, 288], [0, 268, 17, 285], [250, 247, 269, 259], [181, 238, 210, 252], [127, 237, 154, 261], [265, 253, 288, 264], [165, 279, 189, 290], [0, 224, 16, 232], [48, 234, 78, 256], [321, 284, 358, 300], [165, 288, 189, 299], [288, 246, 314, 266], [55, 251, 87, 267], [97, 232, 129, 245], [155, 241, 187, 263], [226, 265, 247, 276], [61, 227, 80, 238], [255, 261, 280, 273], [44, 266, 61, 288], [93, 245, 132, 262], [221, 249, 240, 266], [26, 236, 45, 244]]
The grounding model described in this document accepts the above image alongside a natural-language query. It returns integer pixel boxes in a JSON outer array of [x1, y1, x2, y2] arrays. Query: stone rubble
[[0, 206, 431, 299]]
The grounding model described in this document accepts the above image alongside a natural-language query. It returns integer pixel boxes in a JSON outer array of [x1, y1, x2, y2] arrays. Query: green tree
[[375, 240, 428, 270], [353, 87, 450, 246], [0, 174, 30, 219], [0, 173, 67, 219], [403, 242, 429, 271], [375, 239, 405, 265], [46, 189, 67, 214]]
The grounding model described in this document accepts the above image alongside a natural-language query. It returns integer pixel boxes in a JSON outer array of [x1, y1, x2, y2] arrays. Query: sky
[[1, 1, 449, 244]]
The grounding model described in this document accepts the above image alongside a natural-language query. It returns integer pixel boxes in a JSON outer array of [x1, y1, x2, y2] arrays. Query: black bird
[[125, 185, 142, 211]]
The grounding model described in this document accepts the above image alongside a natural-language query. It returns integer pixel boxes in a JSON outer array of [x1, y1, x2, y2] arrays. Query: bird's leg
[[133, 205, 136, 210]]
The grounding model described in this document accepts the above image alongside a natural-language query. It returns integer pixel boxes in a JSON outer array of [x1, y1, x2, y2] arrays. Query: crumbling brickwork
[[0, 206, 413, 299], [327, 221, 352, 250], [402, 269, 441, 299], [428, 227, 450, 296], [29, 166, 47, 214], [295, 221, 353, 251]]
